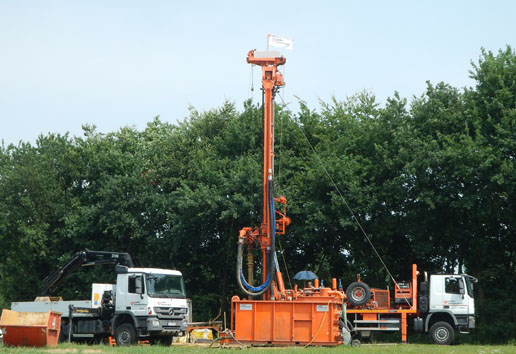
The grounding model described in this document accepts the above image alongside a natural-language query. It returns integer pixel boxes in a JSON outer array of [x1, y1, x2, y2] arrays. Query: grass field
[[1, 343, 514, 354]]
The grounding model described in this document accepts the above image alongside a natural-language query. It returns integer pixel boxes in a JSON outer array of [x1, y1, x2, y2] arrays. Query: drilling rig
[[231, 49, 344, 345], [230, 49, 476, 346], [235, 49, 290, 301]]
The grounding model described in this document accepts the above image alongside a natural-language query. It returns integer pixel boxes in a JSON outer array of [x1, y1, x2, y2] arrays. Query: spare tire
[[346, 281, 371, 306]]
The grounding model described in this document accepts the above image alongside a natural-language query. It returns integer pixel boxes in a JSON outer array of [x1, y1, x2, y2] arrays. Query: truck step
[[354, 320, 400, 324], [355, 327, 400, 331]]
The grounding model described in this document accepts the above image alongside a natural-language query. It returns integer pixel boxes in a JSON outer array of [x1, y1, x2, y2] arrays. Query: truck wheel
[[59, 324, 69, 343], [430, 321, 454, 345], [346, 282, 371, 306], [115, 323, 136, 346]]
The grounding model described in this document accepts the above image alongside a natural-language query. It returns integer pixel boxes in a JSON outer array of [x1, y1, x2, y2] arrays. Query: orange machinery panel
[[395, 281, 413, 305], [232, 298, 341, 345], [0, 309, 61, 347], [370, 288, 390, 309]]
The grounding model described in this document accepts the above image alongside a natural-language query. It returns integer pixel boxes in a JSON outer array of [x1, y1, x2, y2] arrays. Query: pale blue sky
[[1, 1, 515, 145]]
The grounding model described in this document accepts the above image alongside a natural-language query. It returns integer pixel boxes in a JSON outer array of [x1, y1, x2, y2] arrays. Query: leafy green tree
[[462, 46, 516, 342], [0, 135, 72, 303], [1, 47, 516, 343]]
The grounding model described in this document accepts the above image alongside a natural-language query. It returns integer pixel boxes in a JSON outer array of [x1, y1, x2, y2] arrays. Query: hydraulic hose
[[236, 244, 271, 296], [236, 180, 277, 296]]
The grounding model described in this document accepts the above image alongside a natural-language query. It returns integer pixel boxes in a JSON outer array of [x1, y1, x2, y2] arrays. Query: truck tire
[[351, 339, 361, 347], [346, 282, 371, 306], [430, 321, 454, 345], [115, 323, 136, 346], [58, 324, 68, 343]]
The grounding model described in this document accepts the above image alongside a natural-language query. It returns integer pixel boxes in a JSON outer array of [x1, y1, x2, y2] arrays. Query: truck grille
[[154, 307, 188, 318]]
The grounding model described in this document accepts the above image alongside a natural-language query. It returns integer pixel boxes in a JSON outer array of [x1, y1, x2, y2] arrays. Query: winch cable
[[249, 64, 255, 100], [277, 94, 408, 301], [297, 119, 407, 300]]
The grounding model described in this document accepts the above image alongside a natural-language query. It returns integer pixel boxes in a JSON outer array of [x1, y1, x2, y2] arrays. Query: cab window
[[445, 277, 462, 294], [128, 275, 144, 294]]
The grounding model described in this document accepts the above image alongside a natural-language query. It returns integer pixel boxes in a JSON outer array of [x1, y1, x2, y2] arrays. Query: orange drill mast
[[236, 50, 290, 298]]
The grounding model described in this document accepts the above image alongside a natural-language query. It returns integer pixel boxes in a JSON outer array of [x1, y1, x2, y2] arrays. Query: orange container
[[231, 297, 341, 345], [0, 309, 61, 347]]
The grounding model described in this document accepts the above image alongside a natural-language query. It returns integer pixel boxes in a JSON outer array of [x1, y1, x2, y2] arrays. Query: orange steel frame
[[231, 49, 422, 345], [346, 264, 419, 343]]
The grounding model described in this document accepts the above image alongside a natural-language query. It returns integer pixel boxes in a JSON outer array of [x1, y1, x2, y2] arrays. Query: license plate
[[167, 322, 177, 326]]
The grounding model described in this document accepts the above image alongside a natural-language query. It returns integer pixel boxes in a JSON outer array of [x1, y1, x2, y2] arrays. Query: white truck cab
[[422, 273, 477, 344], [113, 267, 188, 339]]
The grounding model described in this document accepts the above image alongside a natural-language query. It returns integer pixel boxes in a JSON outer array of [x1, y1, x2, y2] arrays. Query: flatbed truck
[[344, 264, 477, 345], [11, 250, 188, 345]]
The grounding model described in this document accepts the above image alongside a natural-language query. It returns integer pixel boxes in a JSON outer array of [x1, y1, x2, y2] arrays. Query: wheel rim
[[119, 329, 131, 344], [435, 327, 449, 342], [351, 287, 366, 302]]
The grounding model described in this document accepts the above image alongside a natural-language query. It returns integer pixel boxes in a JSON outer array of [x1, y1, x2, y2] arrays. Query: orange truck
[[232, 264, 477, 345], [230, 49, 477, 346]]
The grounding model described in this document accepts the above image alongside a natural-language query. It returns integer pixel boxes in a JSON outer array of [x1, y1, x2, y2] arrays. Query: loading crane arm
[[41, 249, 134, 296]]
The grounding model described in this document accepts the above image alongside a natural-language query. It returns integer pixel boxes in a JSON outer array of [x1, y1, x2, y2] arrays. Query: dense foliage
[[1, 47, 515, 343]]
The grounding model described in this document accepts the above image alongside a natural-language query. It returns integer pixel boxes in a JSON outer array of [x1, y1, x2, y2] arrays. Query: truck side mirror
[[459, 279, 465, 298], [135, 276, 144, 295]]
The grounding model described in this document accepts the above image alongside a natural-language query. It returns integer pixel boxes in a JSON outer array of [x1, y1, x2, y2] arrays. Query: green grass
[[1, 343, 515, 354]]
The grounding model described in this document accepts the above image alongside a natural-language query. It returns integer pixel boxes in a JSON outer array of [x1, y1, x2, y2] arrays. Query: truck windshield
[[146, 274, 185, 298]]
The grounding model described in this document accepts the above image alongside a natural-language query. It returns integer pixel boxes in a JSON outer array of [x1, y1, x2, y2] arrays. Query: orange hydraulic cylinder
[[276, 271, 286, 294], [272, 282, 279, 299]]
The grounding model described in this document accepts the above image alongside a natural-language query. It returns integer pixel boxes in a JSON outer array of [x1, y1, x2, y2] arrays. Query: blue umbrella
[[293, 270, 318, 281]]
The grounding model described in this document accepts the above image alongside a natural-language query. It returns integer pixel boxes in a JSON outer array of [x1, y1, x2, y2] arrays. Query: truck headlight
[[468, 316, 475, 328], [152, 320, 160, 327]]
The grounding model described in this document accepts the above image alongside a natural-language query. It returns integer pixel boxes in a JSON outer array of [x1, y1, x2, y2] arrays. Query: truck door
[[121, 274, 148, 316], [441, 276, 469, 316]]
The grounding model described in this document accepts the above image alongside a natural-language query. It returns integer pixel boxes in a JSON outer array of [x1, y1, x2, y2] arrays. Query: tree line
[[1, 47, 515, 343]]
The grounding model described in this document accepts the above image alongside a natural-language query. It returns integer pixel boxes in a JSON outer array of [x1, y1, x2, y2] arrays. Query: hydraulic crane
[[41, 249, 134, 296]]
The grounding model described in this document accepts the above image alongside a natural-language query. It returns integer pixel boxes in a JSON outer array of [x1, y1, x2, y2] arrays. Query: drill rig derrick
[[231, 49, 348, 346], [231, 48, 351, 347], [236, 50, 290, 298]]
